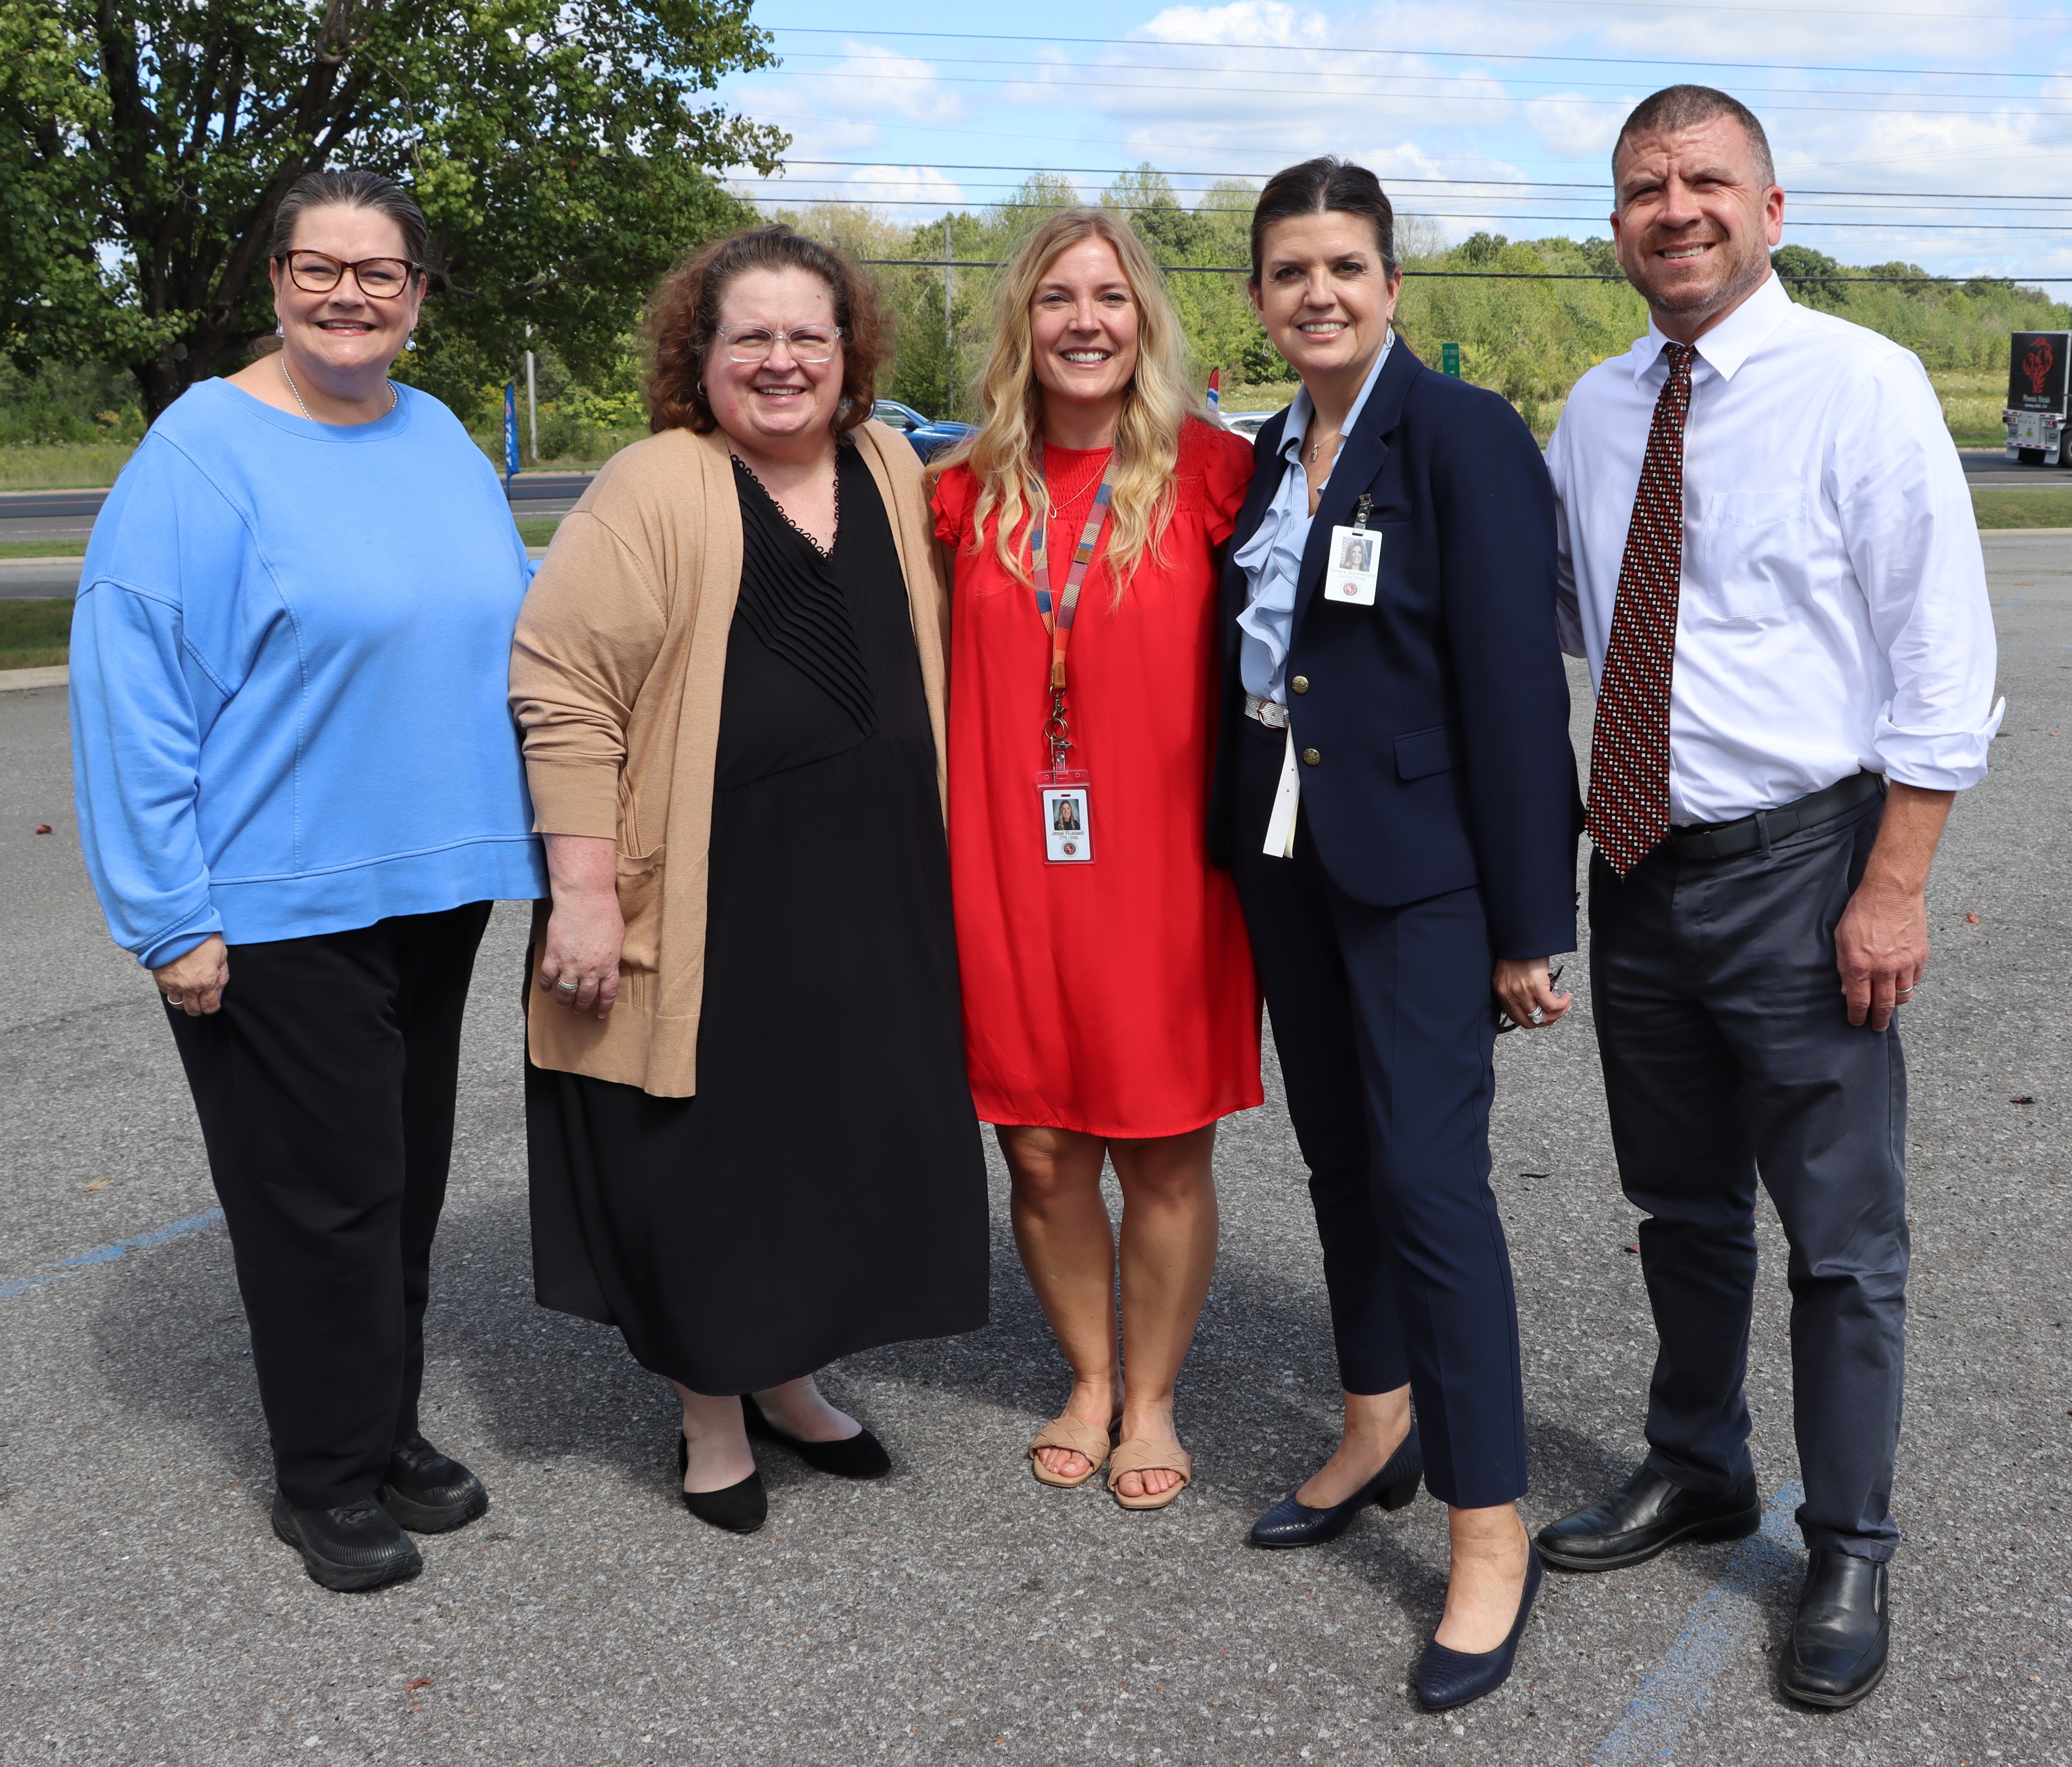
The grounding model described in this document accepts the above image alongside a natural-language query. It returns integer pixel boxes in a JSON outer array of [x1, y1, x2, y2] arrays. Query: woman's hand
[[154, 935, 229, 1016], [540, 834, 623, 1020], [1493, 957, 1571, 1031]]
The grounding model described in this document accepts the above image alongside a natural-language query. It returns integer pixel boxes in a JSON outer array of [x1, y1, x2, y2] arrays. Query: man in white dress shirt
[[1535, 85, 2001, 1710]]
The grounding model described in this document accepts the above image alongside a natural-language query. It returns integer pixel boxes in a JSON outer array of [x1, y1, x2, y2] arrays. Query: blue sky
[[713, 0, 2072, 282]]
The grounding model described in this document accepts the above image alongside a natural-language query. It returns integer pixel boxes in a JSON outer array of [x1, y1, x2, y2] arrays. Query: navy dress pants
[[1588, 795, 1907, 1561], [164, 902, 491, 1511], [1228, 717, 1528, 1509]]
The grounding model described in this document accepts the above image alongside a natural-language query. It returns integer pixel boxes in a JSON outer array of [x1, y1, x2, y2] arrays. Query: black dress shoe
[[1781, 1549, 1889, 1709], [742, 1393, 891, 1479], [380, 1435, 490, 1534], [270, 1491, 424, 1593], [1416, 1545, 1543, 1711], [677, 1431, 767, 1534], [1249, 1421, 1423, 1549], [1536, 1466, 1761, 1572]]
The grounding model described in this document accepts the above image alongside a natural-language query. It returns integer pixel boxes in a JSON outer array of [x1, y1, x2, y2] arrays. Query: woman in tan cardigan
[[509, 226, 988, 1535]]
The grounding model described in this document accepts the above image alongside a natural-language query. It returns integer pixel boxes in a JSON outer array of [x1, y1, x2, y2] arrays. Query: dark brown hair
[[646, 226, 888, 435], [1614, 86, 1775, 188], [268, 170, 430, 278], [1248, 158, 1398, 286]]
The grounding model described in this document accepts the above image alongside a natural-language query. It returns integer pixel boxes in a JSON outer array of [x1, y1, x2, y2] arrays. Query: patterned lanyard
[[1030, 442, 1117, 775]]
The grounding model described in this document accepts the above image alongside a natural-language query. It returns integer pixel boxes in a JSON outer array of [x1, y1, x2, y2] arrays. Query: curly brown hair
[[645, 226, 889, 436]]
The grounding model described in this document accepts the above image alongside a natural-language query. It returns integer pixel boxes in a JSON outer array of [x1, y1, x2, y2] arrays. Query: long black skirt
[[527, 446, 989, 1394]]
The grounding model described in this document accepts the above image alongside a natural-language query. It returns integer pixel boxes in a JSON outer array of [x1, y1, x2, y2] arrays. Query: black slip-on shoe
[[1781, 1549, 1890, 1709], [270, 1491, 424, 1593], [380, 1435, 489, 1534], [1415, 1547, 1544, 1712], [1249, 1420, 1424, 1549], [1535, 1466, 1761, 1572], [677, 1431, 768, 1534], [742, 1393, 891, 1480]]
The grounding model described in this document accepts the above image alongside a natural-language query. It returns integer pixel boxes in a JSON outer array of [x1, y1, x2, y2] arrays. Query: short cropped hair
[[645, 225, 887, 436], [1613, 85, 1775, 189]]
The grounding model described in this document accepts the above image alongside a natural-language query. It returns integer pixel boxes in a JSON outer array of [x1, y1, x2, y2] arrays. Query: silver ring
[[556, 979, 579, 992], [164, 994, 184, 1006]]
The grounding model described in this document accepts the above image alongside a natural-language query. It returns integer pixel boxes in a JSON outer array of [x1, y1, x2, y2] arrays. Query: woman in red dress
[[933, 210, 1260, 1508]]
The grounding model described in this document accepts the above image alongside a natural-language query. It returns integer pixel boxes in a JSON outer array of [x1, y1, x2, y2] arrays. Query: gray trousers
[[1588, 795, 1907, 1560]]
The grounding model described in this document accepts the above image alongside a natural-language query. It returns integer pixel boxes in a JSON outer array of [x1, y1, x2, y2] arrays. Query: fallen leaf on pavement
[[1622, 1243, 1641, 1254], [33, 824, 50, 835], [1966, 912, 1980, 924], [404, 1678, 433, 1692], [2012, 1095, 2035, 1105], [82, 1178, 109, 1192]]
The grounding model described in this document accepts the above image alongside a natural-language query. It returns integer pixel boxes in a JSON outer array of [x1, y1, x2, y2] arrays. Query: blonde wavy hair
[[936, 209, 1201, 596]]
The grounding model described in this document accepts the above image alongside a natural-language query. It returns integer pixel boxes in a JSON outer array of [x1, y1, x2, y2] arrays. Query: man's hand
[[1493, 958, 1572, 1031], [1836, 783, 1954, 1032], [153, 934, 228, 1016]]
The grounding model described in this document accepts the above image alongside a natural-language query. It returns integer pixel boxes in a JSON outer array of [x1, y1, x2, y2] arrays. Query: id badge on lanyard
[[1326, 494, 1380, 606], [1031, 442, 1115, 865]]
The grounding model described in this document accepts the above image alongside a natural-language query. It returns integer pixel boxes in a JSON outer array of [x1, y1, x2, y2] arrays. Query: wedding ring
[[556, 979, 579, 992]]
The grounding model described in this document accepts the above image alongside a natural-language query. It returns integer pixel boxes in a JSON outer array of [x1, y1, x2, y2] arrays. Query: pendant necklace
[[280, 355, 397, 423]]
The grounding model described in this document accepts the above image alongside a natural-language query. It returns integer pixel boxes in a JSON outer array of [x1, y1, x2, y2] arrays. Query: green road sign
[[1441, 341, 1462, 378]]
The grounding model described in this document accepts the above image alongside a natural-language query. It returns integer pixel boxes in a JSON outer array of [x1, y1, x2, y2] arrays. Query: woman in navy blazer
[[1209, 159, 1582, 1711]]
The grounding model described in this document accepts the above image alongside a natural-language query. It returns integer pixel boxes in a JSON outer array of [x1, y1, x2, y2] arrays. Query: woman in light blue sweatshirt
[[69, 170, 545, 1595]]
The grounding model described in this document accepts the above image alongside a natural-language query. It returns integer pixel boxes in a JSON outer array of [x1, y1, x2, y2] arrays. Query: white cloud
[[843, 165, 970, 208]]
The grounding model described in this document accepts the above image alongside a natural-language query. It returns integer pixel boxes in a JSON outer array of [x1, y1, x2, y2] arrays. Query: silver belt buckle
[[1245, 693, 1289, 730]]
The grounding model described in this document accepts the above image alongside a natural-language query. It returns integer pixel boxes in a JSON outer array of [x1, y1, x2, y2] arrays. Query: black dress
[[527, 443, 988, 1394]]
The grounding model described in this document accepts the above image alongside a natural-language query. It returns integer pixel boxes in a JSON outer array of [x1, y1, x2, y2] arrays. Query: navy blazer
[[1207, 343, 1582, 960]]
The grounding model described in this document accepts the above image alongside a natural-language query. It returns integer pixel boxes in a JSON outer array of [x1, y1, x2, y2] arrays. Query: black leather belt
[[1664, 771, 1885, 861]]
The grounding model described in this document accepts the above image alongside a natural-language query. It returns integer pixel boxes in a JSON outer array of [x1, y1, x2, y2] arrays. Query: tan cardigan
[[509, 420, 953, 1097]]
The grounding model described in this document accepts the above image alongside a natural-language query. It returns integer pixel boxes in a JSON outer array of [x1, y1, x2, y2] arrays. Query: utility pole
[[524, 323, 539, 464], [943, 215, 954, 418]]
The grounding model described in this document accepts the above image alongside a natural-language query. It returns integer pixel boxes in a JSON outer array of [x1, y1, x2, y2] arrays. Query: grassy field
[[0, 598, 72, 670], [0, 444, 135, 490], [0, 539, 87, 558], [1972, 487, 2072, 528]]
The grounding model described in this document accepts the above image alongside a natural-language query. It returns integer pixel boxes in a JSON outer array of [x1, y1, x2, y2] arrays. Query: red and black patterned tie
[[1586, 340, 1698, 875]]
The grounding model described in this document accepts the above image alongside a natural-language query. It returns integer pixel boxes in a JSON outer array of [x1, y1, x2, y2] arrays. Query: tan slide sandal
[[1107, 1438, 1193, 1510], [1027, 1413, 1119, 1489]]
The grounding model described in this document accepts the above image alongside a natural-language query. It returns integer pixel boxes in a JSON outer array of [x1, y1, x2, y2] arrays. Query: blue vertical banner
[[504, 381, 519, 483]]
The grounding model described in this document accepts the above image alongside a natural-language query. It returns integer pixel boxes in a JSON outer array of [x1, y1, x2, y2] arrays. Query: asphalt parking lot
[[2, 534, 2068, 1765]]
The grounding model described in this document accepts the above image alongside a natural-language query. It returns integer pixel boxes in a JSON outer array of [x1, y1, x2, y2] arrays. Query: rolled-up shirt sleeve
[[1833, 354, 2004, 790]]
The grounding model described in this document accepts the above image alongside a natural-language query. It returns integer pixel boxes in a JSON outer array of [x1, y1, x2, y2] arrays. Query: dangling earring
[[275, 322, 284, 337], [405, 332, 417, 353]]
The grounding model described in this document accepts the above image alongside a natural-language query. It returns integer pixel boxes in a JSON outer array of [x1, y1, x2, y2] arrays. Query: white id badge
[[1038, 772, 1094, 863], [1326, 523, 1381, 606]]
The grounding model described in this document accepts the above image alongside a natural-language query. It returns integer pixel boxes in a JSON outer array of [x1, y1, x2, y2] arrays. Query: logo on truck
[[2024, 335, 2056, 399]]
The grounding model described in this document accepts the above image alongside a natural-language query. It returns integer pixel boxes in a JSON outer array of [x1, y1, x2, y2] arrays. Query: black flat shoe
[[1536, 1466, 1761, 1572], [677, 1431, 767, 1534], [1249, 1420, 1423, 1549], [270, 1490, 424, 1593], [380, 1435, 489, 1534], [742, 1393, 891, 1479], [1415, 1546, 1543, 1712], [1781, 1549, 1889, 1709]]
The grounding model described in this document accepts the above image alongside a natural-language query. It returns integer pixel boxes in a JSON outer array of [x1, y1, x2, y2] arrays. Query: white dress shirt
[[1233, 334, 1394, 705], [1548, 273, 2003, 825]]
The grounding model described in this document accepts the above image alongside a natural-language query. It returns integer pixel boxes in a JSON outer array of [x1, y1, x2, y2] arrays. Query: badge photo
[[1327, 523, 1381, 606], [1040, 783, 1094, 863]]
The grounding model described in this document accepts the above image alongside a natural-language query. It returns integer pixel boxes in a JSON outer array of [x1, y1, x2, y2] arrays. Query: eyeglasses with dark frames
[[274, 251, 423, 299], [714, 324, 844, 364]]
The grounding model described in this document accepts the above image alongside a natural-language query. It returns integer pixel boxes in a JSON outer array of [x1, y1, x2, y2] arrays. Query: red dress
[[935, 417, 1263, 1138]]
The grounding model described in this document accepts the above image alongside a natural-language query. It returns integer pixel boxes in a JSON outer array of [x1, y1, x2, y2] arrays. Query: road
[[0, 537, 2068, 1765]]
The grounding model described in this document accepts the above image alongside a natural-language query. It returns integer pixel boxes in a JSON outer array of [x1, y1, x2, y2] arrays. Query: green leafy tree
[[0, 0, 785, 419]]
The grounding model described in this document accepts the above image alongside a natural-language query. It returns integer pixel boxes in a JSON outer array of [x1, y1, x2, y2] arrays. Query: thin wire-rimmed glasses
[[274, 251, 423, 299], [715, 324, 844, 364]]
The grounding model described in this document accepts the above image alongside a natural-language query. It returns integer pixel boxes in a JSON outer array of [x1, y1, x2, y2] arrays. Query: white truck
[[2005, 330, 2072, 466]]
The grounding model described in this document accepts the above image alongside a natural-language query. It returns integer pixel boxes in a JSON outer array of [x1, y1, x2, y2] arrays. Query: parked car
[[872, 399, 976, 464], [1217, 410, 1279, 442]]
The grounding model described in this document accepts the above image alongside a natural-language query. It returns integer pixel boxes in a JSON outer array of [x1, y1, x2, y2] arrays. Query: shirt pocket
[[1682, 488, 1810, 622]]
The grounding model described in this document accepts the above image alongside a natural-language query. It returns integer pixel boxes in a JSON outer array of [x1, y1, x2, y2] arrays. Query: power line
[[854, 258, 2061, 284], [762, 25, 2057, 84]]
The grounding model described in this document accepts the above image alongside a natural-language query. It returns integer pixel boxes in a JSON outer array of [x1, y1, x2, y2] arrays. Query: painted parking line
[[1594, 1481, 1806, 1765], [0, 1207, 225, 1300]]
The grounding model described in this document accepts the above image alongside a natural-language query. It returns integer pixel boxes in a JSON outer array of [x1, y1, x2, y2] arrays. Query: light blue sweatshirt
[[70, 379, 548, 970]]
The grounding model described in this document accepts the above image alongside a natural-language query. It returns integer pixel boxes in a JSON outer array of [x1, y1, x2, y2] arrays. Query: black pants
[[1229, 718, 1526, 1509], [1589, 797, 1906, 1560], [165, 902, 492, 1510]]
